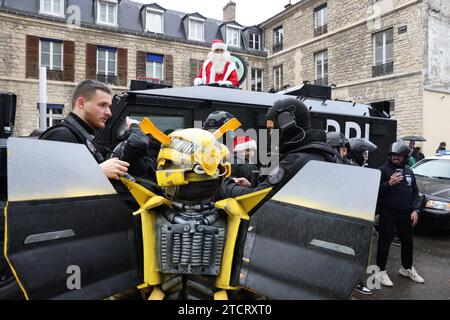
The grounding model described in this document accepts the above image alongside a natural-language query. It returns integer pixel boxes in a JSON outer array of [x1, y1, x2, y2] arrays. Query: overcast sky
[[132, 0, 298, 26]]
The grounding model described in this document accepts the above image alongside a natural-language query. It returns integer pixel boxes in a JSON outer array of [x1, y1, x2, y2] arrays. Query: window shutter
[[190, 58, 202, 84], [117, 48, 128, 87], [164, 54, 173, 85], [26, 35, 39, 79], [63, 40, 75, 82], [85, 44, 97, 80], [136, 51, 147, 79]]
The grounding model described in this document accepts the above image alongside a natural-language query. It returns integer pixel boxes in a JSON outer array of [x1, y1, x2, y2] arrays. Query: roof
[[130, 86, 379, 118], [0, 0, 265, 55], [259, 0, 312, 28]]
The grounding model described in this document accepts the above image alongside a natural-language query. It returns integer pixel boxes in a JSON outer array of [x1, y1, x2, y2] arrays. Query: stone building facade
[[261, 0, 450, 156], [0, 0, 266, 136], [1, 0, 449, 155]]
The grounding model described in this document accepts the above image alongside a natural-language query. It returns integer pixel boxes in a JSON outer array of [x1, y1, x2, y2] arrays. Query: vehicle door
[[3, 138, 141, 299]]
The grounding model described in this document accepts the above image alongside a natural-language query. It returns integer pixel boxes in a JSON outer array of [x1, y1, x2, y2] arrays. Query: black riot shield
[[3, 138, 140, 300], [240, 161, 381, 300]]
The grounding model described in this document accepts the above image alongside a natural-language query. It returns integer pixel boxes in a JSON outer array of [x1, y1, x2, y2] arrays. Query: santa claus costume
[[194, 40, 239, 88]]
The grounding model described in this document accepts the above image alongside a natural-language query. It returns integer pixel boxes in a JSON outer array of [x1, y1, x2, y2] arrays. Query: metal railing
[[314, 77, 328, 86], [372, 62, 394, 77], [97, 74, 117, 85], [314, 24, 328, 37], [273, 43, 283, 53]]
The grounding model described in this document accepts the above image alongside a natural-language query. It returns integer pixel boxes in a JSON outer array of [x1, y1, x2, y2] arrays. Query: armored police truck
[[96, 84, 396, 168]]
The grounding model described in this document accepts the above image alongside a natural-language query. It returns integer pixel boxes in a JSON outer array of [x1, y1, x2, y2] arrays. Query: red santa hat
[[233, 136, 257, 153], [211, 39, 227, 52]]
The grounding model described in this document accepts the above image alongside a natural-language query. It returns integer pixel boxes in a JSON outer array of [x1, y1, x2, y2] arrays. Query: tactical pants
[[376, 211, 413, 271]]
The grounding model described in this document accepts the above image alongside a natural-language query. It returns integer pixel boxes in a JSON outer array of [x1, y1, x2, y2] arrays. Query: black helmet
[[203, 110, 235, 130], [266, 98, 311, 131], [349, 138, 377, 154], [388, 141, 411, 158], [326, 132, 349, 149]]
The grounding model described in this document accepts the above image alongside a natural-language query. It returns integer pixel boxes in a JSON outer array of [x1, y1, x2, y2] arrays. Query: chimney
[[223, 1, 236, 22], [284, 0, 292, 9]]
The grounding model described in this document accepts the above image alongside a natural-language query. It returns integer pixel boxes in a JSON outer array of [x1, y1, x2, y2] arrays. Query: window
[[189, 18, 204, 41], [373, 29, 393, 76], [314, 4, 328, 29], [249, 33, 261, 50], [370, 100, 395, 117], [36, 104, 65, 128], [146, 53, 164, 81], [40, 39, 63, 71], [226, 26, 241, 48], [97, 0, 118, 26], [251, 68, 263, 92], [40, 0, 64, 17], [97, 47, 117, 85], [146, 9, 164, 34], [314, 4, 328, 36], [273, 26, 283, 52], [273, 65, 283, 91], [46, 105, 64, 127], [314, 50, 328, 85]]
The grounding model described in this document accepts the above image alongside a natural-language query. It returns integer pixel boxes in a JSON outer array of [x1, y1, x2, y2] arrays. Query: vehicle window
[[117, 113, 185, 138], [412, 159, 450, 179]]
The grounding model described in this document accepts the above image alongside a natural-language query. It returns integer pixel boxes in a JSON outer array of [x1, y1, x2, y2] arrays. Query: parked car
[[412, 153, 450, 230]]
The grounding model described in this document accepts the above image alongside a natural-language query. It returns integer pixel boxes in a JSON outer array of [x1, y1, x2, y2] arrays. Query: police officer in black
[[375, 141, 424, 287], [221, 98, 337, 201], [204, 111, 260, 185], [326, 132, 352, 165], [40, 80, 129, 180]]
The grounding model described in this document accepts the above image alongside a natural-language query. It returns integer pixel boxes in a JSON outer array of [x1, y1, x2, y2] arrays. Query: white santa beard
[[209, 52, 231, 75]]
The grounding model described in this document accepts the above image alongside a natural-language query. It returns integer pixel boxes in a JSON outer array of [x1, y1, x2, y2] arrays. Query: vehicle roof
[[422, 155, 450, 160], [130, 86, 387, 118]]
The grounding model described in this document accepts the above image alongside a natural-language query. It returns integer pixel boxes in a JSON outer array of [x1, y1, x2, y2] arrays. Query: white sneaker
[[376, 270, 394, 287], [399, 267, 424, 283]]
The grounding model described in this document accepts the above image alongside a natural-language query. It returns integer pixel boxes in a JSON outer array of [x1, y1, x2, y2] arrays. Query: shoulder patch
[[267, 166, 285, 185]]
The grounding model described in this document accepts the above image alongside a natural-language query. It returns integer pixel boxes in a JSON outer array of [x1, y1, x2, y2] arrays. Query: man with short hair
[[40, 80, 129, 180], [194, 40, 239, 87]]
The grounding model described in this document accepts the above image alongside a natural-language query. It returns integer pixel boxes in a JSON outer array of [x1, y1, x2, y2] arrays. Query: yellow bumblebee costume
[[121, 118, 271, 300]]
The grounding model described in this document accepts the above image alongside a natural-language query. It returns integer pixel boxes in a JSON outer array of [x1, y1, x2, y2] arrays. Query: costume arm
[[227, 69, 240, 87], [194, 64, 204, 86]]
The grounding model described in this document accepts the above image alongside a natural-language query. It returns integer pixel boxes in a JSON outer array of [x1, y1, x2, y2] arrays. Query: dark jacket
[[40, 112, 105, 163], [230, 154, 259, 183], [378, 161, 421, 214], [113, 124, 155, 180], [40, 112, 93, 144], [220, 129, 337, 206]]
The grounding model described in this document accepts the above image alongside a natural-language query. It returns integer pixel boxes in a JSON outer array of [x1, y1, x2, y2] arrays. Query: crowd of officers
[[39, 79, 424, 297]]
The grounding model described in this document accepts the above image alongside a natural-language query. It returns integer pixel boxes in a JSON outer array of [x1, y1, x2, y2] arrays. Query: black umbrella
[[401, 136, 427, 142], [349, 138, 378, 153]]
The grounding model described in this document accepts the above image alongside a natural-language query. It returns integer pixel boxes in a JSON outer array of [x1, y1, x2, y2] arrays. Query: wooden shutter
[[63, 40, 75, 82], [136, 51, 146, 79], [26, 35, 39, 79], [190, 58, 203, 85], [164, 54, 173, 85], [117, 48, 128, 87], [85, 44, 97, 80]]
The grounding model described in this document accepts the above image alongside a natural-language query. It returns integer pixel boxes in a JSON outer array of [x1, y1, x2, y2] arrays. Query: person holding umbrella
[[401, 136, 427, 168]]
